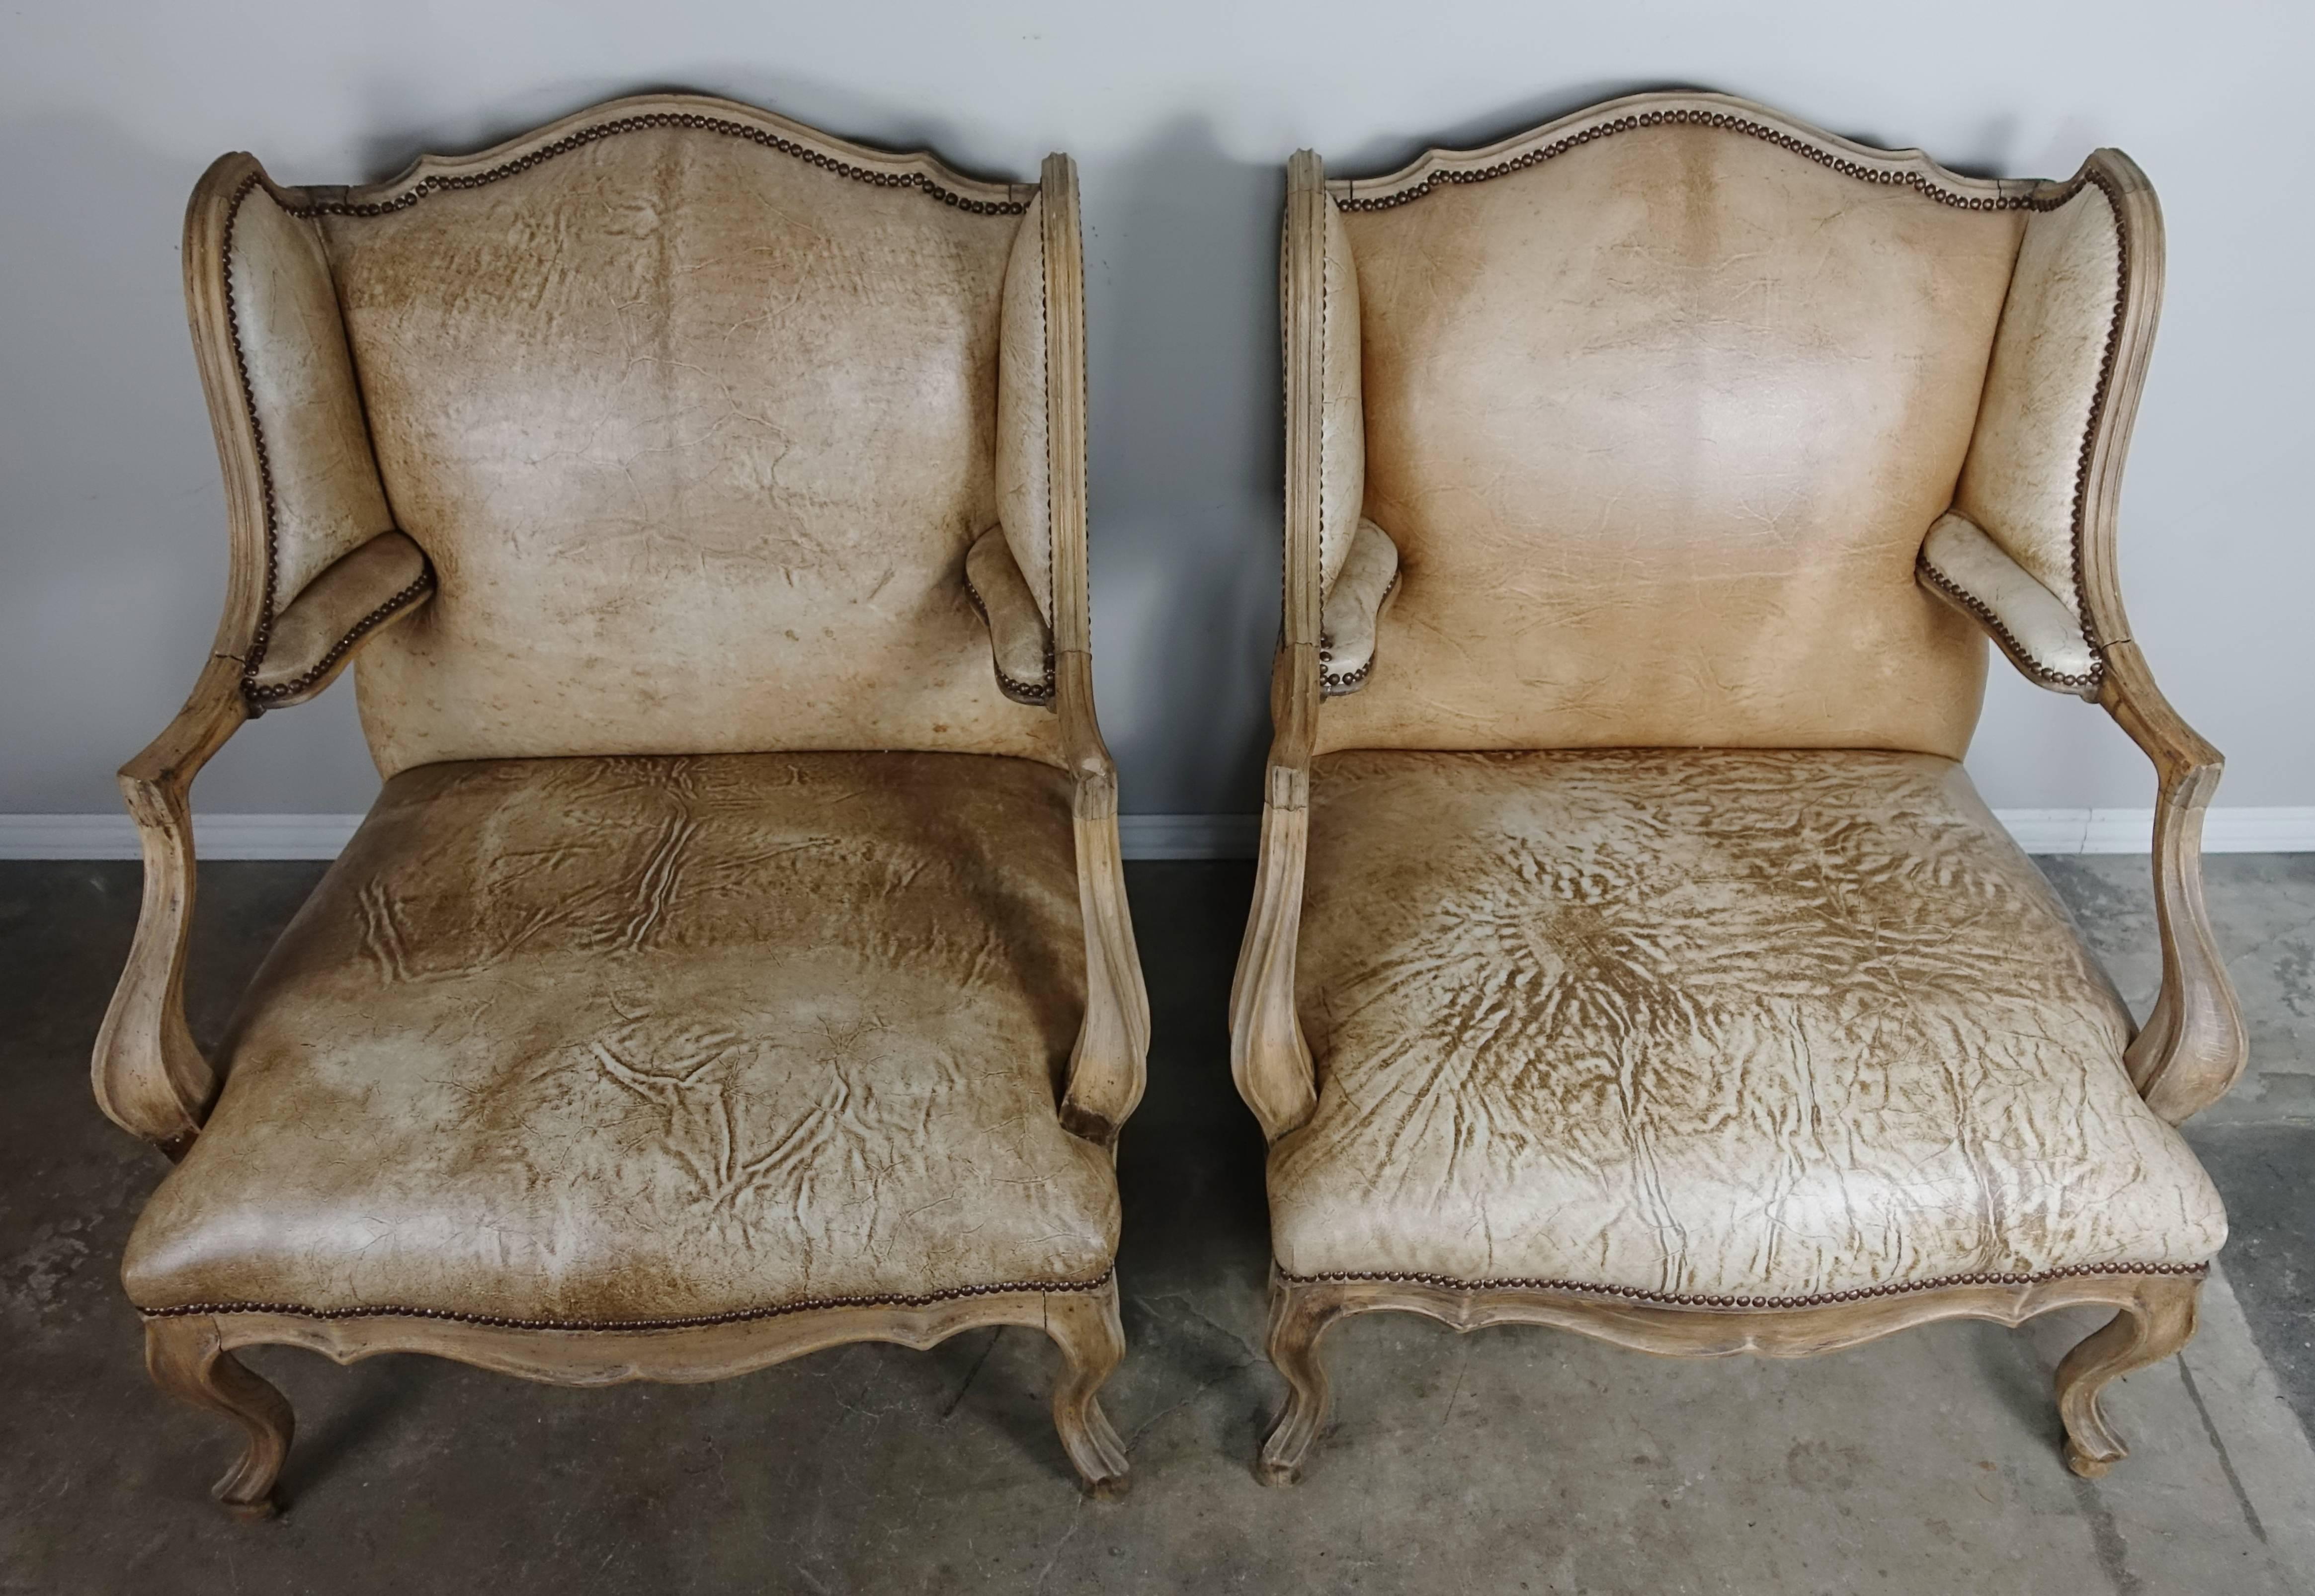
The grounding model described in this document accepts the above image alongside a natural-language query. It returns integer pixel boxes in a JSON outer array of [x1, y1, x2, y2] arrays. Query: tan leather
[[1318, 518, 1397, 695], [123, 751, 1116, 1320], [1955, 181, 2123, 628], [225, 184, 397, 611], [965, 525, 1053, 701], [1318, 199, 1364, 596], [1919, 512, 2097, 690], [246, 530, 431, 704], [1320, 121, 2026, 759], [1269, 748, 2226, 1297], [995, 194, 1055, 625], [315, 125, 1058, 778]]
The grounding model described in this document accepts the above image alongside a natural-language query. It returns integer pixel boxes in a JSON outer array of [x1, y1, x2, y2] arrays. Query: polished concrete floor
[[3, 854, 2311, 1594]]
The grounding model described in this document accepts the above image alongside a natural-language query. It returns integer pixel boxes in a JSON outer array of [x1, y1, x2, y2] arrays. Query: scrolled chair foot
[[145, 1315, 295, 1519], [1046, 1284, 1131, 1498], [2055, 1275, 2200, 1478], [1257, 1276, 1341, 1487]]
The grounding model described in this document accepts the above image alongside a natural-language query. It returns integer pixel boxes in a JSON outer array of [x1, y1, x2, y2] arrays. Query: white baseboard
[[1, 807, 2310, 863]]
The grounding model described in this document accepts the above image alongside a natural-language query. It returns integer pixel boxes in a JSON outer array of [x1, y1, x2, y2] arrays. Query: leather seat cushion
[[125, 752, 1117, 1324], [1270, 748, 2226, 1302]]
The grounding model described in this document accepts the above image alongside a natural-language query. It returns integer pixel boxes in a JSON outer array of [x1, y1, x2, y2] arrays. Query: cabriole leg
[[1045, 1281, 1131, 1499], [1258, 1274, 1346, 1486], [2055, 1276, 2200, 1478], [145, 1315, 294, 1520]]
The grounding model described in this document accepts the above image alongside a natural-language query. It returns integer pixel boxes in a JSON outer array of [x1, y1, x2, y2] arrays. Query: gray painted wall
[[3, 1, 2306, 821]]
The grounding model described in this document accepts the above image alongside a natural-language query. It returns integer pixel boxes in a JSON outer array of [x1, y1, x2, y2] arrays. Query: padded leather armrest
[[247, 531, 434, 710], [1319, 519, 1400, 697], [1918, 512, 2097, 696], [964, 526, 1054, 705]]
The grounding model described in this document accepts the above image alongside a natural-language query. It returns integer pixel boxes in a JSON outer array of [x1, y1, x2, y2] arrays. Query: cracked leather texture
[[1919, 511, 2096, 685], [227, 188, 397, 610], [1269, 749, 2226, 1296], [316, 127, 1057, 778], [1321, 123, 2028, 759], [1955, 183, 2123, 623], [123, 751, 1118, 1320], [994, 194, 1054, 625]]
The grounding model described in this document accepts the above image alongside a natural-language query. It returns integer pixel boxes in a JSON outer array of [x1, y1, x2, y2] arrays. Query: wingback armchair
[[95, 93, 1149, 1513], [1233, 91, 2243, 1484]]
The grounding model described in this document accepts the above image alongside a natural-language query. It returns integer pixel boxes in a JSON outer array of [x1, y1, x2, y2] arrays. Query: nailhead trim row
[[1326, 105, 2131, 696], [217, 173, 286, 697], [141, 1269, 1112, 1333], [1916, 557, 2099, 693], [243, 568, 436, 711], [961, 564, 1057, 704], [290, 112, 1029, 220], [1282, 1260, 2206, 1310], [1334, 108, 2041, 214]]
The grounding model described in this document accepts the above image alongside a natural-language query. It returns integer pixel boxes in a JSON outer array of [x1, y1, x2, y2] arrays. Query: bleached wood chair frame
[[1230, 91, 2244, 1486], [93, 93, 1148, 1516]]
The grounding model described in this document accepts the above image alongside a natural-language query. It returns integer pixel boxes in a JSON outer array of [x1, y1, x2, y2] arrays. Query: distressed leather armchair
[[95, 93, 1148, 1513], [1233, 91, 2244, 1484]]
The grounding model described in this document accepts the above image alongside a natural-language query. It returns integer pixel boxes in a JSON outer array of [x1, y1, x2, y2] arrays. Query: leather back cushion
[[1320, 123, 2028, 759], [320, 125, 1058, 776]]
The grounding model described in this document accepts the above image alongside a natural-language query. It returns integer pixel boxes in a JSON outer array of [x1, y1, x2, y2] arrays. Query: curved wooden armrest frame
[[93, 156, 426, 1153], [1966, 151, 2246, 1124], [1230, 152, 1330, 1141], [1033, 154, 1151, 1147]]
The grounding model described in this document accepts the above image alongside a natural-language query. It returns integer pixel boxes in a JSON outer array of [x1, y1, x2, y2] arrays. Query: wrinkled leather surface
[[965, 525, 1052, 696], [1955, 184, 2123, 622], [1319, 518, 1398, 694], [1318, 199, 1364, 596], [1271, 748, 2226, 1296], [228, 187, 396, 609], [318, 128, 1057, 777], [248, 530, 429, 696], [1323, 124, 2026, 758], [1919, 512, 2096, 685], [994, 195, 1054, 625], [124, 751, 1117, 1319]]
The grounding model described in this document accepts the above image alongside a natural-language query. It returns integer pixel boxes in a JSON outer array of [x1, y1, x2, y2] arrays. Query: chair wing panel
[[1953, 167, 2129, 672], [996, 194, 1056, 628], [1316, 198, 1364, 598]]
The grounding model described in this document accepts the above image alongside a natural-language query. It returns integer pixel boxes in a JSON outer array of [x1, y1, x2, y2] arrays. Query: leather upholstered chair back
[[1313, 105, 2094, 761], [202, 98, 1070, 777]]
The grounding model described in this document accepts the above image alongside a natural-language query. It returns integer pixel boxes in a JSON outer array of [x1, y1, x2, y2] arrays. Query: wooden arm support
[[91, 533, 433, 1154], [1055, 650, 1150, 1145], [1230, 642, 1321, 1142], [2099, 640, 2247, 1123], [91, 657, 250, 1153]]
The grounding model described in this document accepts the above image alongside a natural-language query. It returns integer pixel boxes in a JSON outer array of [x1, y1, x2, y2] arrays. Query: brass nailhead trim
[[218, 172, 286, 699], [243, 569, 437, 707], [1330, 107, 2132, 693], [1916, 558, 2099, 692], [1334, 108, 2048, 214], [1282, 1261, 2207, 1310], [291, 112, 1029, 220], [142, 1269, 1112, 1333]]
